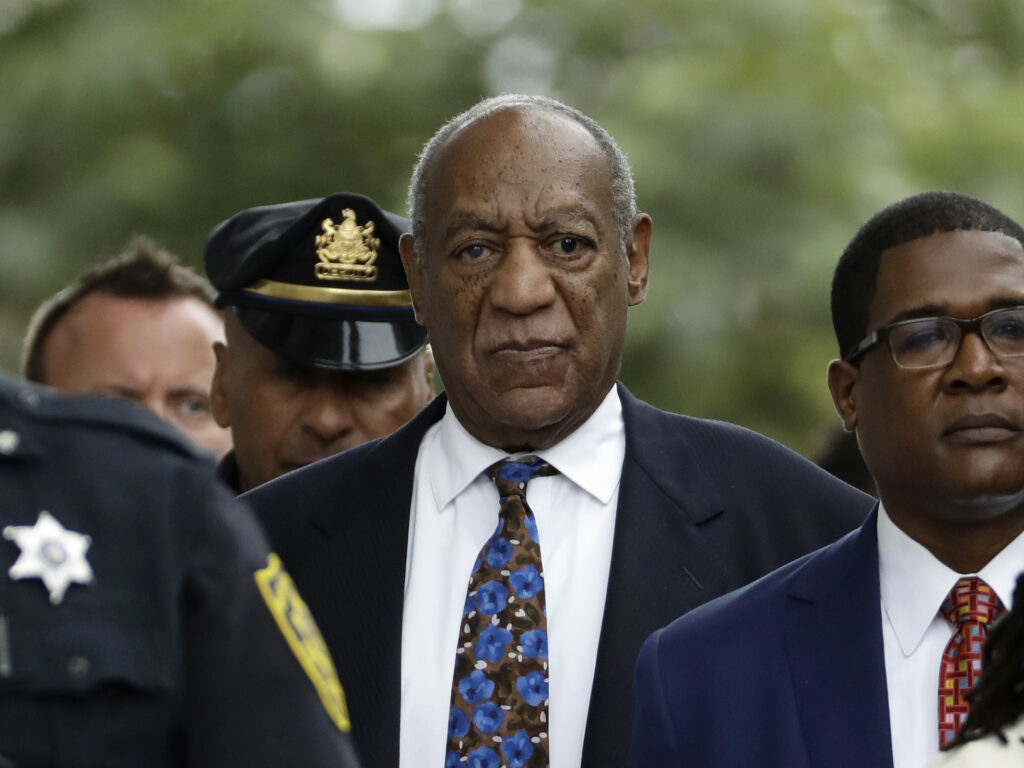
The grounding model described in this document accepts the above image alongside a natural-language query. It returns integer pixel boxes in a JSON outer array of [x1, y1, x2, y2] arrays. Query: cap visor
[[235, 306, 428, 371]]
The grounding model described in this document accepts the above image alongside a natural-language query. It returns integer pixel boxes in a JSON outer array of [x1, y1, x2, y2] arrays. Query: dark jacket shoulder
[[657, 511, 875, 650], [618, 385, 871, 527]]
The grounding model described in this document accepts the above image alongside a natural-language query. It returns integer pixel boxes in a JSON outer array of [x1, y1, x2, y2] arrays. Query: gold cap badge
[[314, 209, 379, 283]]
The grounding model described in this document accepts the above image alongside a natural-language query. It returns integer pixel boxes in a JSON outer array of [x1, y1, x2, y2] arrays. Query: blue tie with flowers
[[445, 456, 558, 768]]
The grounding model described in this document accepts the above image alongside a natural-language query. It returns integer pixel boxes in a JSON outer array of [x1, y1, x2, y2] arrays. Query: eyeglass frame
[[842, 305, 1024, 368]]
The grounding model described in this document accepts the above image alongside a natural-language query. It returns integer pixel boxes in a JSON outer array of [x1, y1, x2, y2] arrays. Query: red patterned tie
[[446, 457, 557, 768], [937, 576, 1004, 747]]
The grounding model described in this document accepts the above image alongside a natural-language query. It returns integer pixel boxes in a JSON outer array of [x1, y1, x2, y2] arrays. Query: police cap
[[205, 193, 427, 371]]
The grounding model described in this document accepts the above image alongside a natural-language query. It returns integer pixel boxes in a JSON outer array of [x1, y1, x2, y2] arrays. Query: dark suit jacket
[[245, 384, 872, 767], [629, 508, 892, 768]]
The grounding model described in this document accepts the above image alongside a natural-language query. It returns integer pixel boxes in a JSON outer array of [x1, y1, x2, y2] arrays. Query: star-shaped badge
[[4, 510, 94, 604]]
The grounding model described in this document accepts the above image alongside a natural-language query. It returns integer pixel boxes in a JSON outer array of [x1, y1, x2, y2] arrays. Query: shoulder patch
[[254, 553, 351, 732]]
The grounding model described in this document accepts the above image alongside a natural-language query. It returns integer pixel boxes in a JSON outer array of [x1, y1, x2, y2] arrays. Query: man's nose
[[943, 331, 1008, 393], [487, 239, 557, 315], [302, 385, 356, 441]]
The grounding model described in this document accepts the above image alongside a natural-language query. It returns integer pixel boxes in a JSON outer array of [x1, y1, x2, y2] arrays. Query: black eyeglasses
[[843, 306, 1024, 368]]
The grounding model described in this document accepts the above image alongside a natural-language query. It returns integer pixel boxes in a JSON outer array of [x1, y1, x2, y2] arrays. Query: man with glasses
[[630, 191, 1024, 768]]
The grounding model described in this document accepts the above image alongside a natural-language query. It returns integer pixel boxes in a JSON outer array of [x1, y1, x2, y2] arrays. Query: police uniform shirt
[[0, 374, 361, 768]]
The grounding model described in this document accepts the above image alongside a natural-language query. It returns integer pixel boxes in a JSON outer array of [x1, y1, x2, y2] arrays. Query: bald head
[[407, 94, 638, 253]]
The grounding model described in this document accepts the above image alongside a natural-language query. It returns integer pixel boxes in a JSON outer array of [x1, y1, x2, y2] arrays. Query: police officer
[[205, 193, 435, 493], [0, 373, 362, 768]]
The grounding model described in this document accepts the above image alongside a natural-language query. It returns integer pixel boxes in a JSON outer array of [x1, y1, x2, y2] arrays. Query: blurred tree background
[[2, 0, 1023, 457]]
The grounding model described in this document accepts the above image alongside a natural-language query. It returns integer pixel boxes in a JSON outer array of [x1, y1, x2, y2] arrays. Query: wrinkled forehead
[[429, 108, 608, 188], [421, 108, 614, 232]]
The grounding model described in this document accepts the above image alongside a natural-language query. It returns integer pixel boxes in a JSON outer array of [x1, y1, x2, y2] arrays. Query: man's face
[[400, 108, 651, 451], [829, 229, 1024, 541], [42, 292, 232, 456], [211, 312, 435, 492]]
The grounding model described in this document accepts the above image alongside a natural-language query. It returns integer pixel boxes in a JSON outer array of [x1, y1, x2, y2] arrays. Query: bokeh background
[[3, 0, 1023, 457]]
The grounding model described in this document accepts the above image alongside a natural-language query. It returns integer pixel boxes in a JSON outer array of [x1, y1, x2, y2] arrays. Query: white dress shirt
[[399, 388, 625, 768], [877, 503, 1023, 768]]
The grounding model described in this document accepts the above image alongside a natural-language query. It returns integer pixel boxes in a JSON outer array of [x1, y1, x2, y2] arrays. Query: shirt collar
[[427, 387, 625, 511], [877, 502, 1024, 657]]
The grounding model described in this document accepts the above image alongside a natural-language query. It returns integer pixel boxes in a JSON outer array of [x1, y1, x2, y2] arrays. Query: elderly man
[[205, 193, 435, 493], [630, 191, 1024, 768], [22, 237, 232, 457], [245, 95, 870, 768]]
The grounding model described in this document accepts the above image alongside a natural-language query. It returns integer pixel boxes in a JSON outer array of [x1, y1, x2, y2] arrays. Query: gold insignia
[[255, 553, 351, 732], [314, 209, 380, 282]]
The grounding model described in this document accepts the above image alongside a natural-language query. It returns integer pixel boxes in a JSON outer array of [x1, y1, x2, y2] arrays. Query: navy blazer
[[629, 508, 892, 768], [245, 384, 872, 768]]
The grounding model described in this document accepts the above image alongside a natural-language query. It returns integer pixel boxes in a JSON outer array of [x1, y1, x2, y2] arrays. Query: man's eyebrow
[[442, 206, 599, 240], [442, 214, 503, 240], [168, 387, 210, 399], [988, 296, 1024, 311], [101, 385, 146, 402], [535, 208, 600, 230], [884, 304, 946, 325]]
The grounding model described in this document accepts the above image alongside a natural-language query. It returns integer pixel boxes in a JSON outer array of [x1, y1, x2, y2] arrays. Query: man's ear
[[626, 213, 652, 306], [420, 346, 436, 404], [399, 233, 427, 326], [210, 341, 232, 429], [827, 359, 859, 432]]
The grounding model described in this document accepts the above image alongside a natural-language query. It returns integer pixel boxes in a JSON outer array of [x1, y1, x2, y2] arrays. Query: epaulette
[[0, 373, 211, 463]]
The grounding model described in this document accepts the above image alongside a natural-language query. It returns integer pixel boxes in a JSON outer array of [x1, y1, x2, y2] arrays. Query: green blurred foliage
[[3, 0, 1024, 456]]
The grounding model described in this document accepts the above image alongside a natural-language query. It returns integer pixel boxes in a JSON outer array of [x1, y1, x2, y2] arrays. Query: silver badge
[[4, 511, 94, 604], [0, 430, 19, 455]]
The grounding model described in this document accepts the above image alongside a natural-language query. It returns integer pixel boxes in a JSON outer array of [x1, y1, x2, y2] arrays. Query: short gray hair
[[406, 94, 638, 255]]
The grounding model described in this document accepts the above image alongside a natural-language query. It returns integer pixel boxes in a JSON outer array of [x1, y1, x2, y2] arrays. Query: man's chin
[[493, 385, 573, 422], [278, 455, 334, 474], [941, 485, 1024, 520], [465, 386, 600, 450], [911, 467, 1024, 524]]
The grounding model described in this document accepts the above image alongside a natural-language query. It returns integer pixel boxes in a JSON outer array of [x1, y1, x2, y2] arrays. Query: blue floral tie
[[445, 456, 557, 768]]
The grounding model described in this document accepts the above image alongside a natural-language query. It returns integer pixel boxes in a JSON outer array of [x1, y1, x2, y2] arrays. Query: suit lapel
[[299, 395, 448, 768], [582, 385, 731, 765], [784, 510, 893, 768]]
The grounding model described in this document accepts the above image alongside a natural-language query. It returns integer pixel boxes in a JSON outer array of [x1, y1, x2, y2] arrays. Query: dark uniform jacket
[[0, 374, 362, 768], [245, 385, 873, 768]]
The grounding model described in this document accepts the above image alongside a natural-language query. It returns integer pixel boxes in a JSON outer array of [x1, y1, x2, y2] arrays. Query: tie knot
[[486, 456, 559, 498], [941, 576, 1003, 627]]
